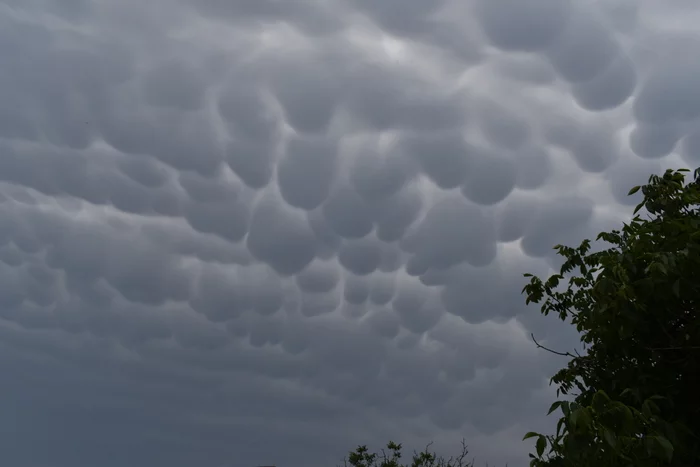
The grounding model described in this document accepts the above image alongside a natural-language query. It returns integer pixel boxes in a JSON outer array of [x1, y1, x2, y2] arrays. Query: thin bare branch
[[531, 333, 577, 358]]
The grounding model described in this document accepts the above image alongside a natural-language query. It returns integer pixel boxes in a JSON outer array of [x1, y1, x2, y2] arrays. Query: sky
[[0, 0, 699, 466]]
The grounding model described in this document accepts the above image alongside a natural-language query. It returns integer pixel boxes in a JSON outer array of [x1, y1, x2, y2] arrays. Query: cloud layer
[[0, 0, 698, 466]]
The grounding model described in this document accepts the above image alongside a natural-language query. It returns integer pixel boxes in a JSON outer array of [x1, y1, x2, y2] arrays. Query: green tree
[[522, 168, 700, 466], [340, 440, 483, 467]]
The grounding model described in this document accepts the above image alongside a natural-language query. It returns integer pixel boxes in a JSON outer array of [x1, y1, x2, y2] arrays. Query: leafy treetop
[[522, 168, 700, 467], [341, 439, 486, 467]]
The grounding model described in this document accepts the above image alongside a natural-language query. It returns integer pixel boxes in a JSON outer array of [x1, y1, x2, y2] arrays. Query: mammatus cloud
[[0, 0, 698, 466]]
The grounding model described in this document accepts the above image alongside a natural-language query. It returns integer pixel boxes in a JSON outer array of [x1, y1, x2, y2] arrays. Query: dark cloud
[[680, 125, 700, 165], [571, 54, 637, 111], [474, 0, 573, 51], [476, 101, 532, 151], [219, 85, 282, 188], [606, 155, 661, 206], [490, 55, 557, 86], [401, 196, 497, 269], [140, 60, 207, 111], [322, 185, 375, 239], [629, 123, 683, 159], [100, 107, 224, 176], [343, 63, 469, 132], [349, 0, 444, 33], [495, 194, 540, 243], [544, 7, 622, 83], [278, 136, 339, 210], [402, 131, 472, 189], [372, 186, 424, 242], [0, 1, 690, 466], [344, 273, 371, 305], [514, 146, 552, 191], [338, 238, 383, 276], [349, 141, 418, 201], [247, 193, 316, 275], [271, 62, 341, 135], [461, 149, 517, 205], [393, 282, 443, 333], [189, 0, 344, 36], [569, 122, 620, 173], [633, 53, 700, 124], [520, 197, 595, 258], [296, 259, 341, 294]]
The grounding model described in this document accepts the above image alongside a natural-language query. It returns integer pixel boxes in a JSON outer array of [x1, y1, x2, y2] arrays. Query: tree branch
[[531, 333, 577, 358]]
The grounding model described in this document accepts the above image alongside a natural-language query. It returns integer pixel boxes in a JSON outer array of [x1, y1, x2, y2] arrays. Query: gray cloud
[[0, 1, 696, 466], [544, 6, 622, 83], [247, 192, 317, 275], [633, 52, 700, 125], [474, 0, 573, 52], [278, 135, 339, 210], [571, 54, 637, 111]]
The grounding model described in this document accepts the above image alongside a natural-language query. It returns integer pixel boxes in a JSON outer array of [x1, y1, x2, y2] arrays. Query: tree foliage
[[522, 168, 700, 466], [340, 440, 483, 467]]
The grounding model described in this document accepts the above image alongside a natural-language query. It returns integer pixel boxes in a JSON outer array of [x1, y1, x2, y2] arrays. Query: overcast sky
[[0, 0, 699, 466]]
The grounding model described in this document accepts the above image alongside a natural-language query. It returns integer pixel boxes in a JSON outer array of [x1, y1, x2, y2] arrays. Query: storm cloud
[[0, 1, 697, 466]]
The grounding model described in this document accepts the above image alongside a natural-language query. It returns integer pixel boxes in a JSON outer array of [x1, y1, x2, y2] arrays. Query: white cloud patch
[[0, 1, 697, 466]]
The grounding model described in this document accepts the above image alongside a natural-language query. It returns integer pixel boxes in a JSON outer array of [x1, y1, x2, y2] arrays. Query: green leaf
[[603, 428, 616, 449], [657, 436, 674, 462], [656, 261, 667, 275], [556, 418, 566, 438], [560, 401, 571, 417], [592, 390, 610, 412], [523, 432, 540, 441], [633, 201, 645, 214], [645, 436, 674, 463], [536, 436, 546, 458], [642, 399, 661, 418], [627, 185, 641, 195], [547, 401, 563, 416], [570, 408, 593, 432]]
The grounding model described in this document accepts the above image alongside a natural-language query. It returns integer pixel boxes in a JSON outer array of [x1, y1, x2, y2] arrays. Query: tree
[[522, 168, 700, 466], [340, 440, 483, 467]]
